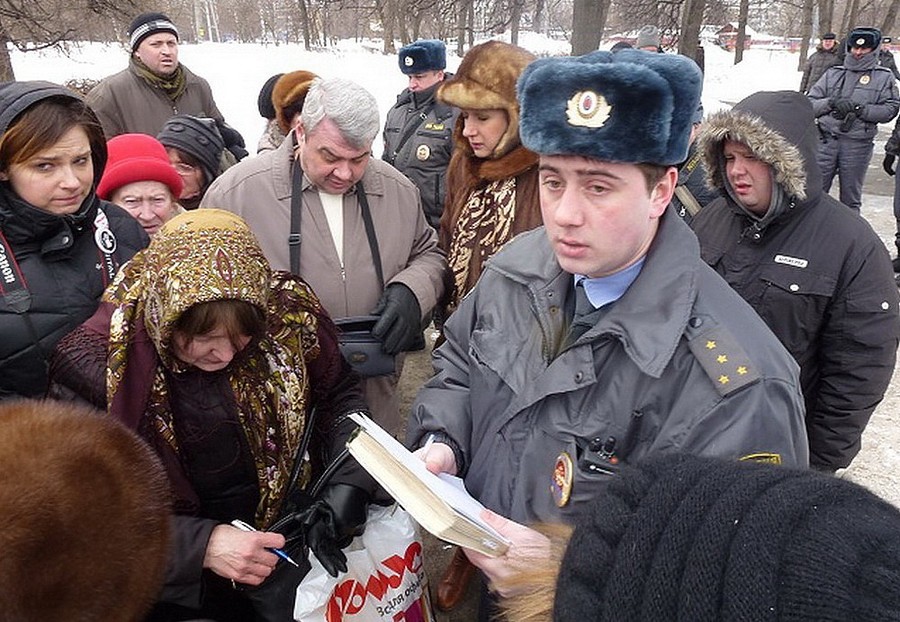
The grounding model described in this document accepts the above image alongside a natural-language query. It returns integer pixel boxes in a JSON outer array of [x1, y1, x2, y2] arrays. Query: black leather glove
[[370, 283, 423, 355], [285, 484, 370, 577], [885, 154, 897, 176], [831, 98, 856, 118]]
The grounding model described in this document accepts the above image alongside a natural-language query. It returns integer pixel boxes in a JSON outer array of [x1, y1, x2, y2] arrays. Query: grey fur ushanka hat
[[517, 49, 702, 166]]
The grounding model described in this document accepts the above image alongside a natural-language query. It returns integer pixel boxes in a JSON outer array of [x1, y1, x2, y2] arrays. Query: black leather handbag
[[333, 315, 396, 377], [288, 163, 397, 378]]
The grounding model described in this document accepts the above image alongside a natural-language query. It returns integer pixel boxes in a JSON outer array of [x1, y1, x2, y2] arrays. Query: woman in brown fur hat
[[437, 41, 542, 320], [432, 39, 542, 612]]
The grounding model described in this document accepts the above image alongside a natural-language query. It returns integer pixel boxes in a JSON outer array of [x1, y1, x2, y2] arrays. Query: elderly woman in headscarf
[[50, 209, 377, 621]]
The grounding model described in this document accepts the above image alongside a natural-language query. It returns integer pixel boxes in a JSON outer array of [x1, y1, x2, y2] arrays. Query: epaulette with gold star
[[687, 326, 760, 397]]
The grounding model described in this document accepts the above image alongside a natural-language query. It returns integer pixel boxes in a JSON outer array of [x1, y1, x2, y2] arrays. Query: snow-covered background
[[11, 36, 900, 507], [10, 37, 804, 156]]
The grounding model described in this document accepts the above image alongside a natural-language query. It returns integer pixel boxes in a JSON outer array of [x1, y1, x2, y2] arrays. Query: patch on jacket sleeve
[[739, 452, 782, 465], [687, 326, 761, 397]]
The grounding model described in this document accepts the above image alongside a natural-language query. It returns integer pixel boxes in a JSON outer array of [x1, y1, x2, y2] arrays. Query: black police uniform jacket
[[692, 90, 900, 471], [382, 78, 459, 228]]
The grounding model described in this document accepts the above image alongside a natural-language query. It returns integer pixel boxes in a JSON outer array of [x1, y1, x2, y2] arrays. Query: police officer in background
[[383, 40, 459, 229], [808, 27, 899, 212]]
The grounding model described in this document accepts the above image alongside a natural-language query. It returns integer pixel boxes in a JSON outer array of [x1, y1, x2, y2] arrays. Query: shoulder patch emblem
[[688, 326, 761, 397], [740, 452, 782, 465]]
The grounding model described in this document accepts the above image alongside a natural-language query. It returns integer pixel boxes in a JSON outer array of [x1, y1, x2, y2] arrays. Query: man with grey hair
[[203, 77, 446, 435]]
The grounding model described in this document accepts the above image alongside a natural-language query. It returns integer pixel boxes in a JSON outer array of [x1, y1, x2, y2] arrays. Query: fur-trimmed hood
[[438, 40, 535, 159], [699, 90, 822, 212]]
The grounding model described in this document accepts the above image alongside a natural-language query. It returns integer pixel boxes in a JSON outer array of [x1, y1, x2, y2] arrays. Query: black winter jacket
[[692, 91, 900, 471], [799, 45, 841, 94], [382, 79, 459, 228], [0, 81, 148, 400]]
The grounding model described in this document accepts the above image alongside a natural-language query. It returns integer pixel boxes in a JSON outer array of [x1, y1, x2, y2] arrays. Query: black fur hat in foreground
[[517, 49, 702, 166], [555, 454, 900, 621]]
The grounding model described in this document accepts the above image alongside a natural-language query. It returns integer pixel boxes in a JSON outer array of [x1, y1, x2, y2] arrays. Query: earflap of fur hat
[[273, 70, 319, 134], [518, 50, 701, 165], [438, 41, 535, 157]]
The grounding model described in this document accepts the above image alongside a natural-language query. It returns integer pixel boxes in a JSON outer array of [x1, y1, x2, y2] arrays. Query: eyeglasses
[[172, 161, 196, 174]]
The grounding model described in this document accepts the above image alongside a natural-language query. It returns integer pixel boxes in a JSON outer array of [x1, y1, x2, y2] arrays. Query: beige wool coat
[[202, 136, 447, 432]]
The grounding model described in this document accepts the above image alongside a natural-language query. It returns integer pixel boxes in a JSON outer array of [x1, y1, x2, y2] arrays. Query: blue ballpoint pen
[[230, 519, 300, 567]]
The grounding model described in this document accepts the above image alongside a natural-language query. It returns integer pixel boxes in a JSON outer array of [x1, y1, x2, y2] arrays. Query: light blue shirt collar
[[575, 257, 646, 309]]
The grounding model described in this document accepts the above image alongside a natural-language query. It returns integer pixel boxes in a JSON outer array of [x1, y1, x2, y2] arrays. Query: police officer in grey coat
[[408, 51, 807, 614], [382, 40, 459, 229], [808, 27, 900, 212]]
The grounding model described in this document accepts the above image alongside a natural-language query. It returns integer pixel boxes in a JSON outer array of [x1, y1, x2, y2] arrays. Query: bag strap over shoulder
[[289, 159, 384, 291]]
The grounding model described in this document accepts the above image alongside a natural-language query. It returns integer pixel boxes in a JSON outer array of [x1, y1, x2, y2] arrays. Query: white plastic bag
[[294, 504, 435, 622]]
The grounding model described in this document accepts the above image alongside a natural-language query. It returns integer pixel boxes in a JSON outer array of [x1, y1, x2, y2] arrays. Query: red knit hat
[[97, 133, 183, 200]]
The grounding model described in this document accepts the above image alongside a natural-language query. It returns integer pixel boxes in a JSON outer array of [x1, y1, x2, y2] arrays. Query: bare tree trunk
[[882, 0, 900, 36], [734, 0, 748, 64], [819, 0, 834, 33], [510, 0, 523, 45], [798, 0, 814, 71], [298, 0, 312, 50], [534, 0, 545, 33], [840, 0, 859, 38], [456, 0, 472, 56], [677, 0, 705, 64], [0, 33, 13, 82], [571, 0, 609, 55]]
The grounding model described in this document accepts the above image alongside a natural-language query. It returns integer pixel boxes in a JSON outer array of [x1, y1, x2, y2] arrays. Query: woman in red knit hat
[[98, 132, 183, 235]]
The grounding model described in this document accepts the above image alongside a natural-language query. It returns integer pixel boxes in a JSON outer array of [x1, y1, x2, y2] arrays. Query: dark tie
[[569, 280, 596, 343]]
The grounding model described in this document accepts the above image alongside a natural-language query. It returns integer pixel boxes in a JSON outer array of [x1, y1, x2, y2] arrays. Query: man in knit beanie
[[86, 11, 244, 157], [502, 453, 900, 621], [635, 25, 662, 52], [383, 39, 459, 229], [409, 51, 807, 615]]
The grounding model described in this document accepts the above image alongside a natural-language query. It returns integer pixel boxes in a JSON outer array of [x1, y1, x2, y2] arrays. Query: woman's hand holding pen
[[203, 524, 285, 585]]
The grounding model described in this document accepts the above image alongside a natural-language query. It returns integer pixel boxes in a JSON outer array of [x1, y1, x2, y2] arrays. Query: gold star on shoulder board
[[689, 326, 761, 397]]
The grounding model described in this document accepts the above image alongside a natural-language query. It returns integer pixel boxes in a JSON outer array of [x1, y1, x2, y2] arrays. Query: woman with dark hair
[[0, 81, 147, 401], [51, 209, 378, 621]]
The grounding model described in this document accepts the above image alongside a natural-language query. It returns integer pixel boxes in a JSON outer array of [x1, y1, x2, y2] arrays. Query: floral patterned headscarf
[[103, 209, 322, 525]]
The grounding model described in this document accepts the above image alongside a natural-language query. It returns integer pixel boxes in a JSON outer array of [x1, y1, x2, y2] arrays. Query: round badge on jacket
[[416, 144, 431, 161], [860, 74, 871, 84], [95, 228, 117, 254], [551, 451, 574, 507]]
